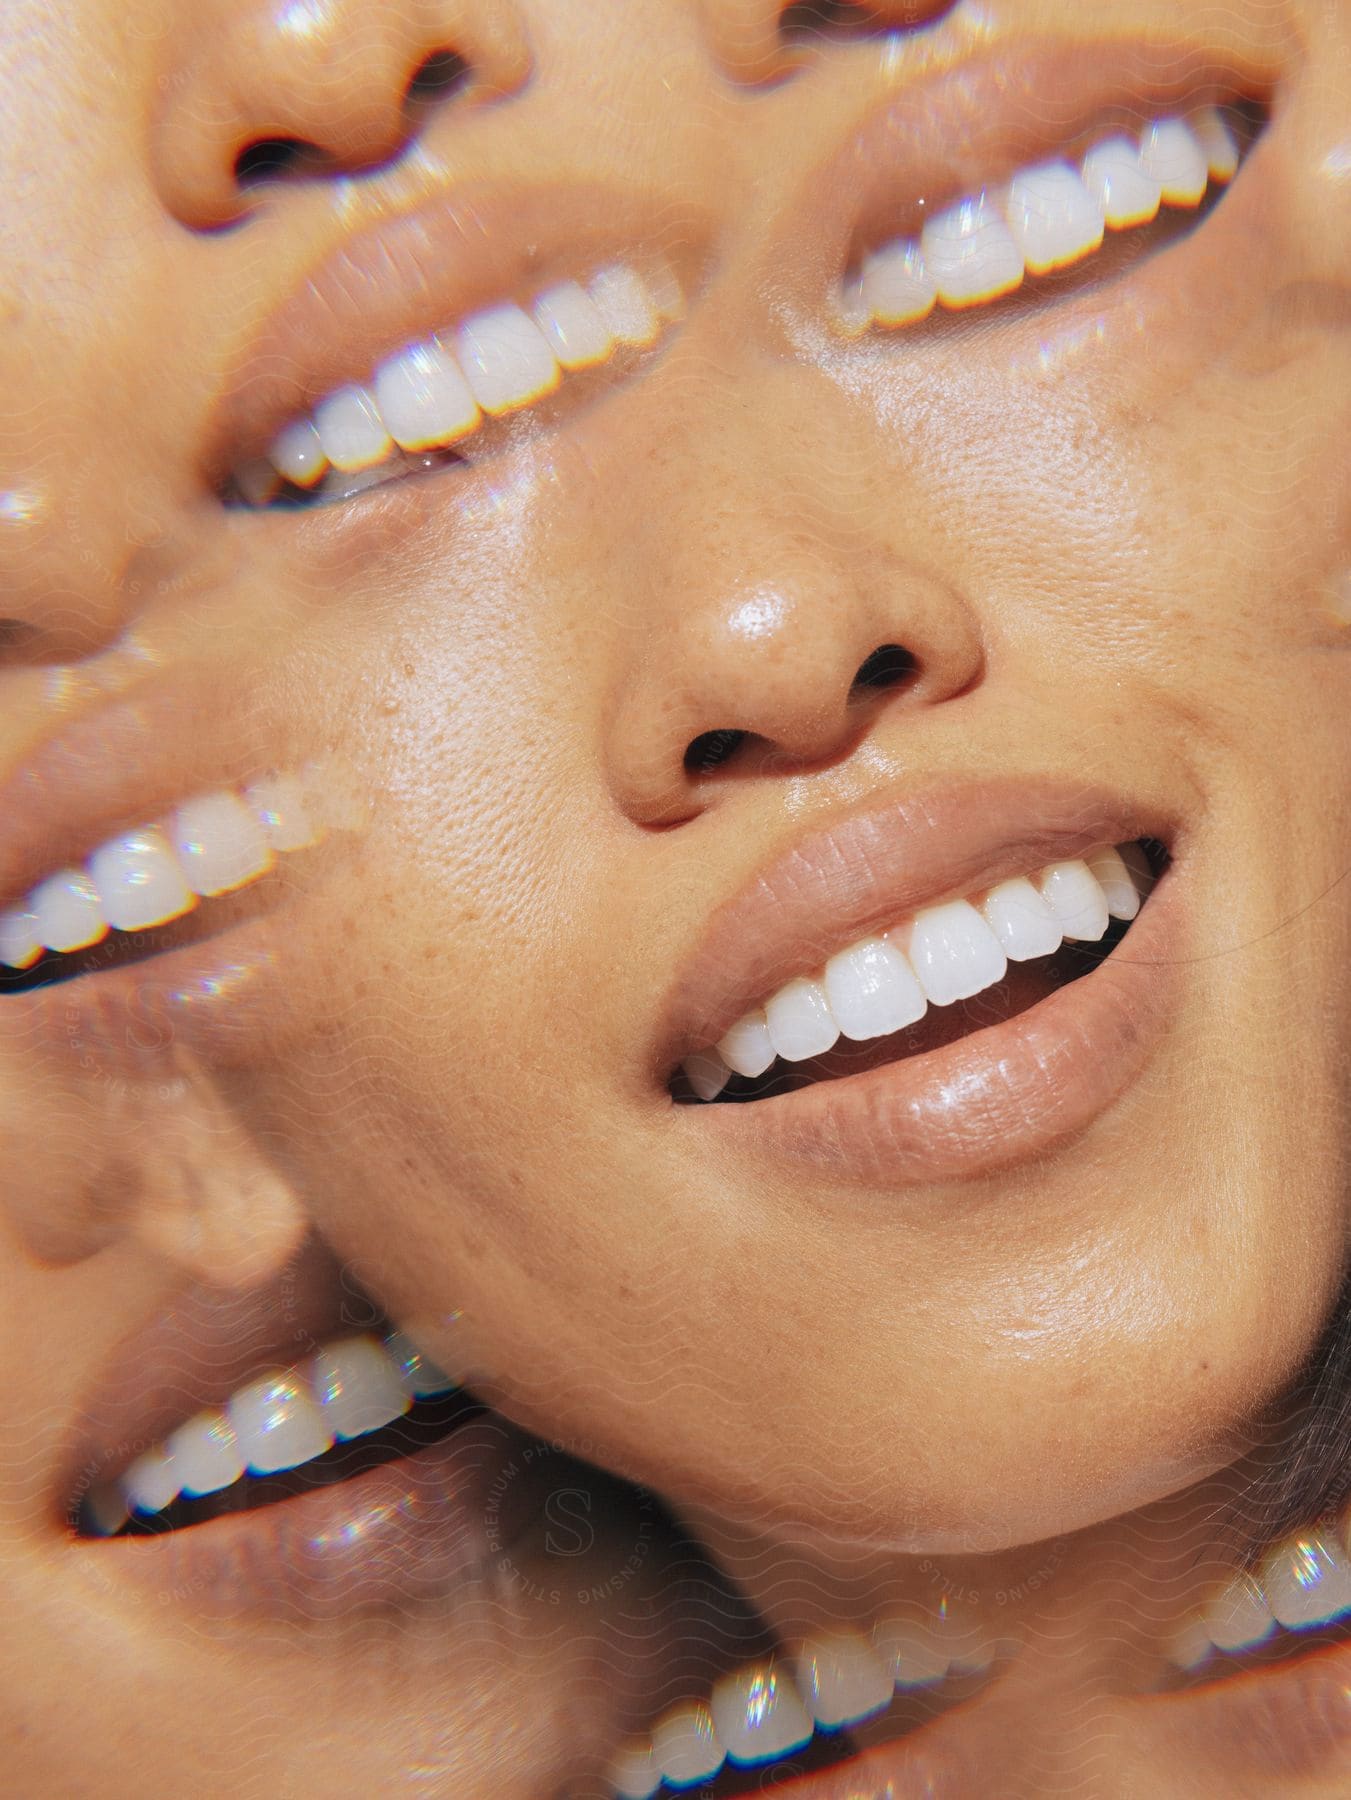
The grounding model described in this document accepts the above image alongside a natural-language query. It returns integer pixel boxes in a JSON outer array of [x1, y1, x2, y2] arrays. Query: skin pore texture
[[1, 0, 1350, 1792]]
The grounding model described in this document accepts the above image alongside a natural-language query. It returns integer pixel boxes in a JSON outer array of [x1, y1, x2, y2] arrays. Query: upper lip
[[653, 775, 1181, 1074], [0, 667, 329, 909], [58, 1235, 363, 1506], [201, 178, 714, 479]]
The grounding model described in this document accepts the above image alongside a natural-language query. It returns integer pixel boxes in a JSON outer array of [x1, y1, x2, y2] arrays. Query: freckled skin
[[1, 0, 1350, 1790]]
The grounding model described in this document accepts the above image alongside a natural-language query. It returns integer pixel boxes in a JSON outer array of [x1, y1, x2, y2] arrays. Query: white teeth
[[253, 259, 677, 498], [88, 826, 194, 934], [30, 868, 106, 955], [1164, 1613, 1214, 1672], [849, 104, 1250, 332], [860, 239, 937, 327], [647, 259, 687, 323], [314, 383, 394, 474], [122, 1444, 181, 1516], [682, 1047, 731, 1101], [235, 458, 282, 506], [228, 1371, 333, 1477], [903, 898, 1008, 1007], [309, 1335, 411, 1441], [171, 789, 274, 899], [269, 416, 329, 488], [717, 1009, 777, 1079], [531, 280, 615, 371], [383, 1329, 459, 1399], [929, 1595, 998, 1673], [91, 1328, 438, 1535], [1259, 1532, 1351, 1631], [1002, 158, 1105, 275], [764, 975, 840, 1063], [1193, 105, 1240, 182], [245, 773, 320, 854], [1037, 860, 1110, 942], [373, 338, 481, 452], [823, 936, 927, 1041], [1085, 843, 1141, 921], [978, 876, 1063, 963], [0, 905, 43, 969], [650, 1700, 724, 1786], [455, 302, 561, 417], [795, 1629, 894, 1729], [605, 1741, 660, 1800], [1138, 116, 1210, 206], [1203, 1571, 1277, 1654], [709, 1661, 814, 1765], [588, 264, 662, 348], [1080, 135, 1163, 229], [166, 1408, 245, 1499], [85, 1483, 131, 1538], [920, 191, 1025, 308], [872, 1609, 951, 1687], [685, 841, 1153, 1097], [2, 763, 356, 970]]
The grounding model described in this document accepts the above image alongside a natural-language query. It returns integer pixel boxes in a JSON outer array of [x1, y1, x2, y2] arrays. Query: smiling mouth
[[73, 1326, 470, 1542], [0, 759, 365, 994], [233, 255, 686, 510], [674, 838, 1169, 1105], [834, 96, 1268, 335]]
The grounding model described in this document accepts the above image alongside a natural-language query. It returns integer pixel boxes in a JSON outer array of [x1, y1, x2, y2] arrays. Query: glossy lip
[[767, 1632, 1351, 1797], [0, 663, 349, 912], [80, 1417, 529, 1624], [711, 861, 1180, 1187], [0, 890, 297, 1079], [202, 178, 714, 479], [797, 33, 1290, 292], [58, 1242, 530, 1625], [654, 775, 1181, 1073]]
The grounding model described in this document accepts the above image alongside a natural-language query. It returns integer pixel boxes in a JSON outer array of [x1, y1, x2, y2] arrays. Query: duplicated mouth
[[235, 256, 684, 507], [677, 840, 1164, 1104], [0, 759, 365, 990], [74, 1328, 462, 1540], [605, 1521, 1351, 1799], [836, 99, 1264, 331]]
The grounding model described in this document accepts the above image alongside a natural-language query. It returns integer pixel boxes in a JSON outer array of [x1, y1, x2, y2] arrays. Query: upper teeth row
[[83, 1328, 456, 1539], [248, 259, 685, 502], [838, 106, 1241, 329], [0, 759, 366, 971], [682, 842, 1150, 1100], [606, 1611, 998, 1798], [610, 1515, 1351, 1797]]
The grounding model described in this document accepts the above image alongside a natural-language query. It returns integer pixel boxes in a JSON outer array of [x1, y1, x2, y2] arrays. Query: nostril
[[405, 50, 472, 106], [234, 137, 318, 188], [852, 644, 918, 693], [779, 0, 962, 46], [685, 729, 748, 775]]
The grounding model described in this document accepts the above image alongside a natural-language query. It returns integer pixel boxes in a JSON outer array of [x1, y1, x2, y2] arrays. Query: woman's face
[[2, 10, 1350, 1780]]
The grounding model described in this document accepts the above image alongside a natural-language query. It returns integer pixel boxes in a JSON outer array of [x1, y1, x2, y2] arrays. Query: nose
[[149, 0, 533, 228], [602, 378, 986, 827]]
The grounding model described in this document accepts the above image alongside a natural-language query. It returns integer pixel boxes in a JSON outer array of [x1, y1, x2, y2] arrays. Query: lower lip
[[704, 865, 1183, 1190], [79, 1416, 530, 1624], [0, 902, 294, 1080]]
